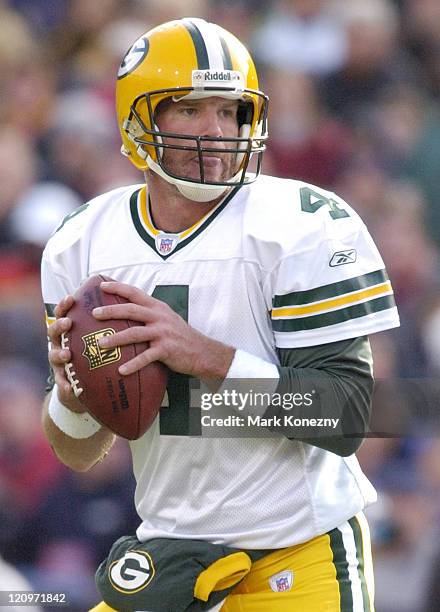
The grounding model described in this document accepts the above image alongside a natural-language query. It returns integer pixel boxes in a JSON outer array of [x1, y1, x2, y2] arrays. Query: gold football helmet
[[116, 18, 269, 201]]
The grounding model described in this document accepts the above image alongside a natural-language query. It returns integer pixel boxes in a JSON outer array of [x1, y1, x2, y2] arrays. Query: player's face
[[155, 97, 240, 183]]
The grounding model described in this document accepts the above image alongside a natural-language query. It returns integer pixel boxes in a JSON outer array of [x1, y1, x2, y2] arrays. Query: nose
[[199, 108, 224, 138]]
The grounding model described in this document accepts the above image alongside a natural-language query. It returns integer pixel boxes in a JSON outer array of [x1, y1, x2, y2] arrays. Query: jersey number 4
[[300, 187, 349, 220], [152, 285, 200, 436]]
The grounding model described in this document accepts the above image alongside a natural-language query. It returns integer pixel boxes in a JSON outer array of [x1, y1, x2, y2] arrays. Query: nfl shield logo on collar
[[269, 570, 294, 592], [155, 233, 179, 256]]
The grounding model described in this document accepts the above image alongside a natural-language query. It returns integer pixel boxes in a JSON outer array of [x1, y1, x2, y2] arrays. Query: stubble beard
[[160, 147, 236, 184]]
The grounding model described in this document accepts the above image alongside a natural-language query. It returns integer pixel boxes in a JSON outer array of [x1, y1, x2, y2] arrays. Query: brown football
[[62, 274, 168, 440]]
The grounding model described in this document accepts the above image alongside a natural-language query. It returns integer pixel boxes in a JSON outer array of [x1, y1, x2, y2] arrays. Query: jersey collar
[[130, 185, 239, 259]]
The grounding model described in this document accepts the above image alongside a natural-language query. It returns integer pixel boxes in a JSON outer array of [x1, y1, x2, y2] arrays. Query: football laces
[[61, 332, 84, 397]]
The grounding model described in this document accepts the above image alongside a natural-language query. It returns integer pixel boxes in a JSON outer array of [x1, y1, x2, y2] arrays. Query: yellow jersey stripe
[[139, 186, 159, 237], [138, 186, 217, 240], [272, 282, 392, 319]]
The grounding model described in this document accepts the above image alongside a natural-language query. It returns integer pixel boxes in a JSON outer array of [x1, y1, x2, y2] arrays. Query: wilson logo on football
[[81, 329, 121, 370], [329, 249, 357, 267], [109, 550, 155, 594]]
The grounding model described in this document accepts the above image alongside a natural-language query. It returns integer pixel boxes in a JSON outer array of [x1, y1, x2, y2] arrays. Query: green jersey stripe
[[130, 188, 156, 251], [273, 269, 389, 308], [272, 294, 396, 333], [349, 517, 371, 612], [45, 303, 57, 318], [328, 527, 354, 611]]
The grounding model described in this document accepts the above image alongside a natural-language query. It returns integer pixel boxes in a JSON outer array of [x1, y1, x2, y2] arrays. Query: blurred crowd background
[[1, 0, 440, 610]]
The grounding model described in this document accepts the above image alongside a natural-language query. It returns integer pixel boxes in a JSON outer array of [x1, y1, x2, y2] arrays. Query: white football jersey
[[42, 175, 399, 549]]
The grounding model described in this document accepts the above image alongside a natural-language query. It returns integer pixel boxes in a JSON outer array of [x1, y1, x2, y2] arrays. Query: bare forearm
[[42, 392, 116, 472], [192, 332, 235, 380]]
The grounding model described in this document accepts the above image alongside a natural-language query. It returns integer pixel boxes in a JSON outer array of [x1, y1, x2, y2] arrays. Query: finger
[[119, 347, 163, 376], [49, 347, 71, 367], [54, 295, 74, 318], [53, 367, 73, 397], [100, 281, 160, 307], [51, 357, 85, 403], [93, 303, 155, 323], [64, 361, 84, 399], [54, 374, 86, 412], [48, 317, 72, 343], [98, 325, 156, 349]]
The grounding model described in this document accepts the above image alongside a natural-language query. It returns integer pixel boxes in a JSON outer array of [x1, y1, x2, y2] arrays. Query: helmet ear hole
[[237, 100, 253, 128]]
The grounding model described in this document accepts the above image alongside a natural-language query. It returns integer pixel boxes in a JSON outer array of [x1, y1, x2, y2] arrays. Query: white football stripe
[[356, 512, 375, 607], [339, 520, 365, 612], [190, 18, 225, 70]]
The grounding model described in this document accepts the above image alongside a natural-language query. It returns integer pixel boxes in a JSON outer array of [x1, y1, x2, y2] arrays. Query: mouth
[[190, 155, 223, 168], [188, 155, 227, 181]]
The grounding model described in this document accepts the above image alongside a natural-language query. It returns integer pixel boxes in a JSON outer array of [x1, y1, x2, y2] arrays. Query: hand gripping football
[[61, 275, 168, 439]]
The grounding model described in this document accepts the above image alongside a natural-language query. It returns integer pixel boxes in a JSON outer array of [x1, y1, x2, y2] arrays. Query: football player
[[41, 17, 399, 612]]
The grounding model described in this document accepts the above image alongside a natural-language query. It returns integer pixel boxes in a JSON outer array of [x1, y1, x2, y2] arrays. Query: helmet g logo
[[118, 37, 150, 79], [109, 550, 155, 593]]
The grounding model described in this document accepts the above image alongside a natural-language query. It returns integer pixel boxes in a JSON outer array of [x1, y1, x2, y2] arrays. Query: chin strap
[[146, 121, 252, 202], [146, 155, 232, 202]]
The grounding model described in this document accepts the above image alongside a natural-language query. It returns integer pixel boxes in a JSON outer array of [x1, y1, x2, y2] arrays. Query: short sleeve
[[269, 190, 400, 348], [41, 252, 71, 324]]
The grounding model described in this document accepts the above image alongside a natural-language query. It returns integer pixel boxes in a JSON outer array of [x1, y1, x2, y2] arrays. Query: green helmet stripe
[[182, 18, 210, 69], [219, 34, 233, 70]]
